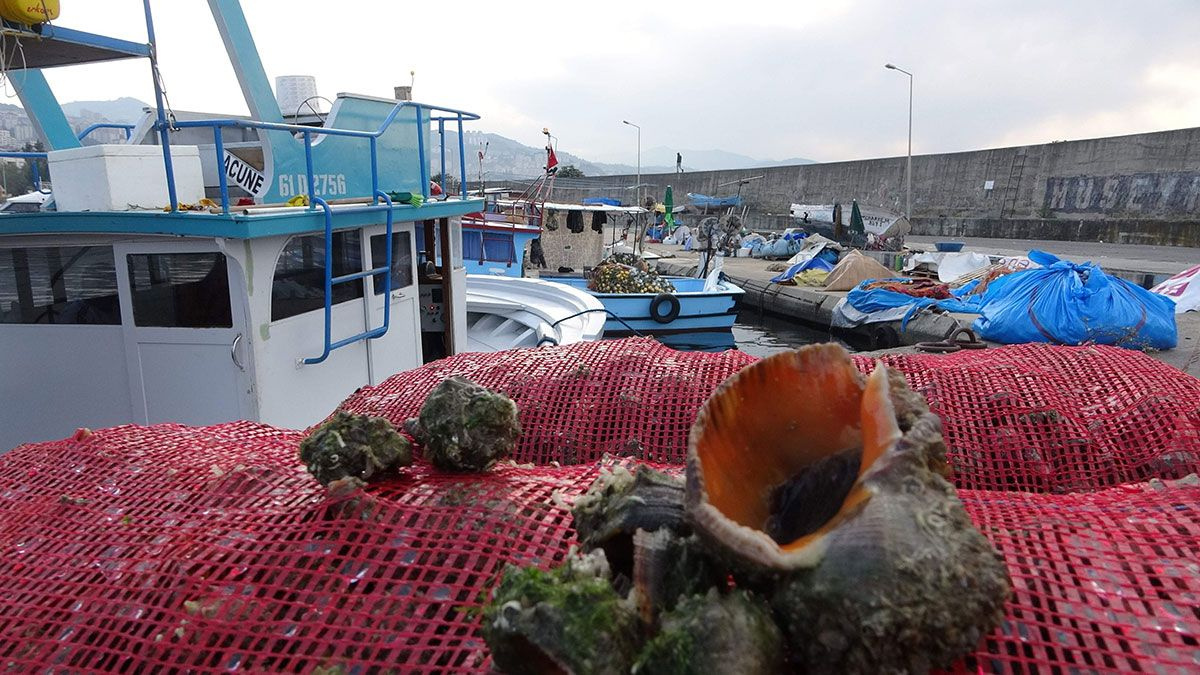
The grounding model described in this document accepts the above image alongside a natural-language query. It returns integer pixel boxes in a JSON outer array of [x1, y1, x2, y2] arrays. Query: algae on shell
[[482, 548, 641, 675], [409, 377, 521, 472], [299, 410, 412, 486]]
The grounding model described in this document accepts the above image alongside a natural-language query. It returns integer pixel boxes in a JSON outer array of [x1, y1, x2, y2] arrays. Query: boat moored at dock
[[0, 0, 481, 451]]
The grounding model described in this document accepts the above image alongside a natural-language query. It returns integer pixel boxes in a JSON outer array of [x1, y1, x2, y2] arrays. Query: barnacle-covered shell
[[482, 548, 641, 675], [571, 465, 687, 577], [410, 376, 521, 472], [685, 344, 1010, 672], [631, 587, 783, 674], [299, 410, 412, 486], [629, 528, 726, 627]]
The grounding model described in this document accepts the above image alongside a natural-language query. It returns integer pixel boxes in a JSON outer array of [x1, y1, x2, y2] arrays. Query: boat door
[[363, 223, 422, 381], [114, 241, 255, 426]]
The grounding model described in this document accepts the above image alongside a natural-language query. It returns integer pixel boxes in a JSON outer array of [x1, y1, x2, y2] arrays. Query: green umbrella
[[849, 199, 865, 234], [664, 185, 675, 230]]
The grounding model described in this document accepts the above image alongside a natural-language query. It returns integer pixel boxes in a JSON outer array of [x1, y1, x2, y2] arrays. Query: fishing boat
[[788, 201, 911, 243], [0, 0, 481, 451], [464, 275, 604, 351], [540, 272, 745, 351], [441, 186, 608, 351]]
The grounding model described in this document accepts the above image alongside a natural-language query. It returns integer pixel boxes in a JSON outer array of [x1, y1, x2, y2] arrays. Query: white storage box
[[47, 144, 205, 212]]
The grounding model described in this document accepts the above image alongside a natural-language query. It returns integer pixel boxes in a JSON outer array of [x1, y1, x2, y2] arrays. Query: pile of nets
[[0, 338, 1198, 671], [587, 253, 675, 294]]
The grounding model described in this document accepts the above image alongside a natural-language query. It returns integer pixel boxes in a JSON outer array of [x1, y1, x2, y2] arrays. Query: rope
[[547, 307, 645, 336], [148, 42, 178, 129]]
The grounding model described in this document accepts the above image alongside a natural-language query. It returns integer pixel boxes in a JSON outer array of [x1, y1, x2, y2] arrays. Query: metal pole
[[144, 0, 179, 212], [906, 72, 913, 221], [885, 63, 913, 220]]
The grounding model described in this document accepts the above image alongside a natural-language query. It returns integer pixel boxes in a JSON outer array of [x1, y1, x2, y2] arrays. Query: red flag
[[545, 146, 559, 174]]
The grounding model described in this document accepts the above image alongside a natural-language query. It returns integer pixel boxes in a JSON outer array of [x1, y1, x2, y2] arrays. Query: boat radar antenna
[[539, 127, 557, 203], [477, 140, 488, 193]]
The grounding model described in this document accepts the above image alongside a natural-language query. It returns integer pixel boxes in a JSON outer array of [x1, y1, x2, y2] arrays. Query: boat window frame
[[269, 228, 367, 323], [0, 242, 122, 326], [124, 251, 234, 329], [369, 230, 415, 295]]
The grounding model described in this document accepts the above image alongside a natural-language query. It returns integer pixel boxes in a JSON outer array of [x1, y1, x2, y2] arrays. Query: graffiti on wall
[[1044, 172, 1200, 215]]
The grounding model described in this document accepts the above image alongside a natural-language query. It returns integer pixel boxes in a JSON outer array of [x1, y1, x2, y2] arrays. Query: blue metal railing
[[77, 123, 136, 142], [170, 100, 480, 214], [301, 191, 396, 365], [0, 151, 49, 192], [166, 101, 478, 365]]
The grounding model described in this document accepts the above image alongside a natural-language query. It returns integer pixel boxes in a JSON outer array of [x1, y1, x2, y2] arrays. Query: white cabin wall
[[0, 325, 133, 451], [237, 235, 371, 431]]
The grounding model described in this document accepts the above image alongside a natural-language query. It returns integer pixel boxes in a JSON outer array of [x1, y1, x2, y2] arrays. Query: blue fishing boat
[[540, 274, 745, 351], [0, 0, 481, 451]]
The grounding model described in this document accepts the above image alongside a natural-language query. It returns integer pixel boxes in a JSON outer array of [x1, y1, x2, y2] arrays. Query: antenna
[[477, 140, 488, 191]]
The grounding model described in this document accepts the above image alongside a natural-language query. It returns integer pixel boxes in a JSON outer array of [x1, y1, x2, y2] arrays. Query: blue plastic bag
[[973, 251, 1177, 349], [769, 253, 835, 284], [845, 278, 982, 329]]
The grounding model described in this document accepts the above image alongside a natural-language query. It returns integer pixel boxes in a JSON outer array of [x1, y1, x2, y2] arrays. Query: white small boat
[[465, 275, 605, 352]]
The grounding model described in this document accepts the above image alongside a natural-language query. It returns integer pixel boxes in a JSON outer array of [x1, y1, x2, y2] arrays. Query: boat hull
[[541, 275, 744, 351]]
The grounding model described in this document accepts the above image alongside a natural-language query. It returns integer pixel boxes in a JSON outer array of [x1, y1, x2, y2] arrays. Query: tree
[[557, 165, 584, 178], [430, 172, 461, 193]]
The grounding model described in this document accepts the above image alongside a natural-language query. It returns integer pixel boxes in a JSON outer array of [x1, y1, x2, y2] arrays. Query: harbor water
[[731, 309, 851, 357]]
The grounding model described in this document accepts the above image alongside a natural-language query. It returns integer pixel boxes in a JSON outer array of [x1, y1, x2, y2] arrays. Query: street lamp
[[622, 120, 641, 207], [884, 63, 913, 221]]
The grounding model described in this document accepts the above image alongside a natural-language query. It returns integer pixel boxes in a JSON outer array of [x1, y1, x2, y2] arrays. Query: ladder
[[303, 191, 396, 365], [999, 148, 1027, 218]]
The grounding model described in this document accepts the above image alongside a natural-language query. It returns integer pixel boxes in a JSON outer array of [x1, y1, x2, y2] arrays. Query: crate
[[47, 144, 204, 211]]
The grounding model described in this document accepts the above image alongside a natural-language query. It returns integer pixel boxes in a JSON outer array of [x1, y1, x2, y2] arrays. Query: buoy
[[0, 1, 60, 24]]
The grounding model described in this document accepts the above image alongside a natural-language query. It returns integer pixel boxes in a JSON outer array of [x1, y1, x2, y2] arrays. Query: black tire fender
[[649, 293, 681, 324]]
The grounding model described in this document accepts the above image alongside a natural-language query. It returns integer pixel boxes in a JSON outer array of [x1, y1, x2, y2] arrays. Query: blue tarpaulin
[[973, 250, 1176, 349], [582, 197, 621, 206], [769, 249, 839, 283], [843, 278, 983, 329], [687, 193, 743, 209]]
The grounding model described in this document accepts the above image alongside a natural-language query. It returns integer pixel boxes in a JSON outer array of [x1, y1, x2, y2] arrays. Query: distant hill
[[638, 147, 814, 172], [60, 97, 150, 123], [6, 97, 812, 176], [437, 132, 813, 180]]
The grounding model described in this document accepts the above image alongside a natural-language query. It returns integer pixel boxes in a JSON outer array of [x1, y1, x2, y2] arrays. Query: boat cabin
[[0, 1, 482, 451]]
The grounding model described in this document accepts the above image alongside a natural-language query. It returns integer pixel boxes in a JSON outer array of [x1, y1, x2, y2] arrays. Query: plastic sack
[[1151, 264, 1200, 314], [973, 251, 1177, 349], [844, 277, 982, 329], [769, 247, 837, 284]]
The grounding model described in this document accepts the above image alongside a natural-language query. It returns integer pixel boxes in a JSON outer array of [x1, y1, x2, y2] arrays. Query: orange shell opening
[[693, 346, 900, 553]]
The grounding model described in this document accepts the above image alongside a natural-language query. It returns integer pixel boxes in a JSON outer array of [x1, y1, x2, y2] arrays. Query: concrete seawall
[[532, 126, 1200, 246]]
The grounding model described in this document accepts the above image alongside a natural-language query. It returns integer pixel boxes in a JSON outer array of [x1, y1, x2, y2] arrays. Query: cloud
[[23, 0, 1200, 164]]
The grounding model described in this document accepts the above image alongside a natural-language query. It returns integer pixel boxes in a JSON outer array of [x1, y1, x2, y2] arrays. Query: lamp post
[[884, 63, 913, 221], [622, 120, 641, 206]]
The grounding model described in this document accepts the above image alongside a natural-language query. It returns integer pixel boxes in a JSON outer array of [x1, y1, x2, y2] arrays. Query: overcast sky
[[27, 0, 1200, 164]]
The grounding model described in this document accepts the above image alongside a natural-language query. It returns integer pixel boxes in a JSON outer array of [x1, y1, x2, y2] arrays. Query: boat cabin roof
[[0, 24, 150, 68], [541, 201, 647, 214], [0, 198, 483, 240]]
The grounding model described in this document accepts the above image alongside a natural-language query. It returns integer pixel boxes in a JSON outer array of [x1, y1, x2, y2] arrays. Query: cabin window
[[0, 245, 121, 325], [271, 230, 364, 321], [461, 231, 516, 264], [126, 253, 233, 328], [369, 232, 414, 294]]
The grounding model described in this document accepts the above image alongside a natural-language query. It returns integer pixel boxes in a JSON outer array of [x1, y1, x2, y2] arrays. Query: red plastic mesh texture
[[338, 337, 756, 465], [341, 338, 1200, 493], [867, 344, 1200, 493], [0, 429, 1198, 672]]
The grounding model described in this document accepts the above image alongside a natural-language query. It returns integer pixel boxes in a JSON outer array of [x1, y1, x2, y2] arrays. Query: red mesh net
[[341, 338, 1200, 492], [0, 338, 1197, 671]]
